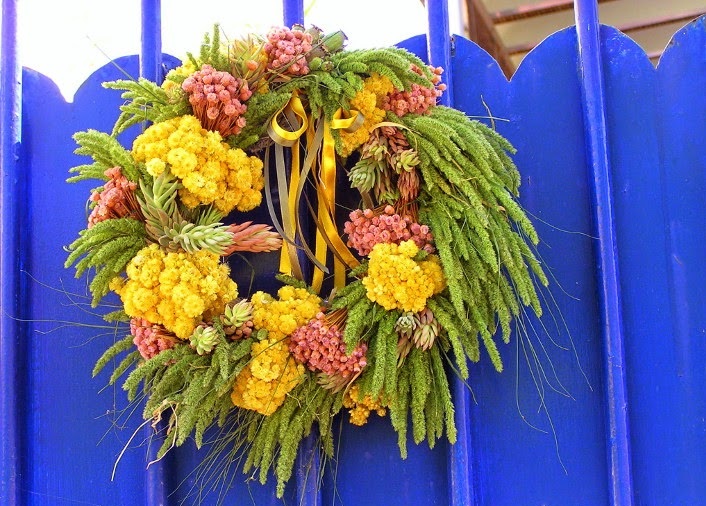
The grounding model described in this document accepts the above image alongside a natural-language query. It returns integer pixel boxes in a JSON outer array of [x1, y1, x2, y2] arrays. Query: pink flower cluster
[[88, 167, 139, 227], [182, 64, 252, 137], [289, 312, 367, 378], [130, 318, 176, 360], [384, 65, 447, 117], [264, 27, 313, 76], [343, 205, 435, 257]]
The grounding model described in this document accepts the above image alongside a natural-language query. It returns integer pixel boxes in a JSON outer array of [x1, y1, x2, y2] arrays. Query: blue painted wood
[[141, 0, 163, 83], [451, 29, 610, 505], [574, 1, 634, 504], [0, 1, 23, 505], [139, 4, 169, 506], [426, 0, 454, 107], [283, 0, 304, 28], [652, 17, 706, 504], [605, 16, 706, 505], [21, 59, 148, 506], [425, 3, 472, 506]]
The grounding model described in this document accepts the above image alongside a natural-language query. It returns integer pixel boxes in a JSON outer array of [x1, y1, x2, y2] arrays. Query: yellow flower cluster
[[343, 384, 387, 426], [161, 61, 196, 97], [132, 115, 264, 214], [110, 244, 237, 339], [362, 240, 446, 313], [339, 73, 394, 157], [230, 338, 305, 415], [250, 286, 322, 341]]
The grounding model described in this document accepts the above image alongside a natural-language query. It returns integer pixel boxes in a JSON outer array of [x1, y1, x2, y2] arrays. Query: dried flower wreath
[[66, 25, 547, 496]]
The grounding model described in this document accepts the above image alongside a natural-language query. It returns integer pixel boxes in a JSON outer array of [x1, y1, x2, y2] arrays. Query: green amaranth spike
[[64, 217, 147, 306], [70, 129, 140, 182], [395, 105, 546, 373], [408, 347, 432, 445], [103, 78, 190, 136]]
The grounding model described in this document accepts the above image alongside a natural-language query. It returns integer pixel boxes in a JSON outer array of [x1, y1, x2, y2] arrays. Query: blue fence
[[1, 0, 705, 504]]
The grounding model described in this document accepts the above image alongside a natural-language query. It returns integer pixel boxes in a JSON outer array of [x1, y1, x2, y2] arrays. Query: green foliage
[[92, 334, 134, 377], [427, 345, 456, 446], [330, 278, 366, 311], [396, 106, 548, 372], [69, 130, 141, 183], [64, 218, 146, 306], [119, 335, 254, 460], [274, 273, 317, 294], [187, 24, 232, 72], [162, 221, 234, 255], [103, 78, 190, 136], [270, 46, 433, 122], [359, 311, 399, 398], [243, 376, 343, 497], [331, 47, 433, 91], [427, 297, 472, 378], [227, 90, 291, 150], [102, 309, 129, 323], [341, 295, 375, 351]]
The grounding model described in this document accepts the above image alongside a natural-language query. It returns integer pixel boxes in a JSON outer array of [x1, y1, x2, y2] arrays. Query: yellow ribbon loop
[[276, 106, 364, 293], [274, 91, 309, 279], [268, 91, 308, 147], [331, 108, 364, 133]]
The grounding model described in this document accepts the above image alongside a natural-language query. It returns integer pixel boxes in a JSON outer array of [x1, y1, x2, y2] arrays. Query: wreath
[[66, 25, 547, 497]]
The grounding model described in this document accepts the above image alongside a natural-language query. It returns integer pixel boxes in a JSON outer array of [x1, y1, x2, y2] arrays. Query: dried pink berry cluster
[[264, 27, 313, 76], [384, 65, 446, 117], [343, 205, 435, 257], [182, 64, 252, 137], [289, 312, 367, 378], [130, 318, 176, 360], [88, 167, 139, 227]]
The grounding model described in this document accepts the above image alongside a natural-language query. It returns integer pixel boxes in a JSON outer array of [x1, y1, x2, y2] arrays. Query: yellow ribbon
[[311, 110, 363, 292], [271, 92, 308, 278], [267, 90, 308, 147], [269, 99, 363, 294], [331, 108, 365, 133]]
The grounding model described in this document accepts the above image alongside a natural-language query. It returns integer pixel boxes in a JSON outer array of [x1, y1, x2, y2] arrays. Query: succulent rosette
[[65, 24, 547, 500]]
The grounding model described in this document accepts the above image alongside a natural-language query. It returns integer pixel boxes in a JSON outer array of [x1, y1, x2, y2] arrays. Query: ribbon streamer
[[310, 116, 361, 292], [267, 91, 308, 147], [267, 97, 362, 293]]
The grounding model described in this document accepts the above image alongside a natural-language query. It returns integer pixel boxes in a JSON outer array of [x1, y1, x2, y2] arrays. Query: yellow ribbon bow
[[268, 94, 362, 294]]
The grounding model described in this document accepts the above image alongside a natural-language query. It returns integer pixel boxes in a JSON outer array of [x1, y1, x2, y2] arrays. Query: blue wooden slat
[[322, 414, 450, 505], [22, 60, 148, 506], [0, 0, 23, 505], [452, 29, 611, 505], [654, 17, 706, 503], [141, 0, 163, 84], [598, 26, 667, 506], [283, 0, 304, 27], [425, 2, 472, 505], [613, 16, 706, 505], [574, 1, 634, 504], [426, 0, 454, 107], [139, 2, 169, 505]]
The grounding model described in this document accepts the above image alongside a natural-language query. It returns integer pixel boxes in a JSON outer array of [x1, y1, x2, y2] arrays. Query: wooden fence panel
[[3, 2, 705, 505]]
